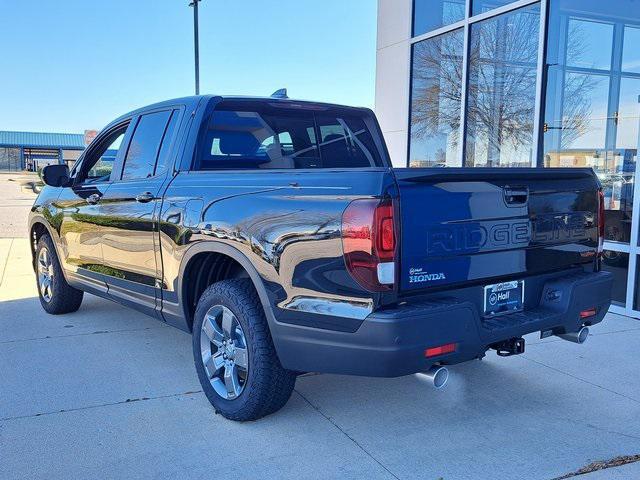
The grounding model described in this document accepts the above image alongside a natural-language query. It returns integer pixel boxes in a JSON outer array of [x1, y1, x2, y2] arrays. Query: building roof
[[0, 130, 85, 149]]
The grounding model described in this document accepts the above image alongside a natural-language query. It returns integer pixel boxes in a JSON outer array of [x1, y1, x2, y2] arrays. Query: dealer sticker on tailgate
[[483, 280, 524, 316]]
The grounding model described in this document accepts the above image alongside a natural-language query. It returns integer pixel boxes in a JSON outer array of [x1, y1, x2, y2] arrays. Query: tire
[[192, 279, 296, 421], [35, 234, 84, 314]]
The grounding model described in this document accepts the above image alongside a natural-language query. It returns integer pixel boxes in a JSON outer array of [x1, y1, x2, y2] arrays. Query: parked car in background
[[29, 94, 613, 421]]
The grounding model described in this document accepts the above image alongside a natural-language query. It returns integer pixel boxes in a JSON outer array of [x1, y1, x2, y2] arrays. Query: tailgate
[[393, 168, 599, 292]]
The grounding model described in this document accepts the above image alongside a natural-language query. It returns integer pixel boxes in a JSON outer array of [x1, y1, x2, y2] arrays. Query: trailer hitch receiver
[[492, 337, 525, 357]]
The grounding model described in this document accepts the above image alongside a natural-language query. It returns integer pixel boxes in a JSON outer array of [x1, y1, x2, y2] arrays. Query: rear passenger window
[[316, 114, 378, 168], [154, 111, 180, 176], [122, 110, 174, 180], [197, 101, 383, 170]]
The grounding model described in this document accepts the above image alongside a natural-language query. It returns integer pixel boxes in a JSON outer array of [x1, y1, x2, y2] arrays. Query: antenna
[[271, 88, 289, 99]]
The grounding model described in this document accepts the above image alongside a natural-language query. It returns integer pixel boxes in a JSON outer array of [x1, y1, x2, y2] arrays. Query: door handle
[[86, 193, 102, 205], [136, 192, 155, 203], [503, 186, 529, 206]]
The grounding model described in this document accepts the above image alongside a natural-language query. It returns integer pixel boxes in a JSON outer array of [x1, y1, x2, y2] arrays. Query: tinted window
[[199, 102, 383, 170], [316, 114, 379, 168], [122, 110, 172, 180], [154, 111, 180, 176]]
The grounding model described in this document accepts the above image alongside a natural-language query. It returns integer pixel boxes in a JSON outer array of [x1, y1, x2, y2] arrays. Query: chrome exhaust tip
[[557, 326, 590, 344], [422, 365, 449, 389]]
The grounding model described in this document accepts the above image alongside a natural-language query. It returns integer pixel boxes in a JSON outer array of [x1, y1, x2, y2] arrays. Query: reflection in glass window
[[122, 111, 173, 180], [409, 29, 464, 167], [622, 26, 640, 73], [199, 103, 383, 170], [554, 73, 610, 152], [543, 0, 639, 244], [464, 4, 540, 167], [601, 250, 628, 306], [413, 0, 465, 36], [472, 0, 517, 16], [566, 19, 614, 70], [86, 131, 126, 183], [616, 78, 640, 150]]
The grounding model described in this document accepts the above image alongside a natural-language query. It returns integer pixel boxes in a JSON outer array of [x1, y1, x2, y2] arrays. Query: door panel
[[57, 122, 131, 290], [57, 182, 112, 294], [98, 180, 165, 286], [97, 180, 165, 315], [99, 109, 179, 314]]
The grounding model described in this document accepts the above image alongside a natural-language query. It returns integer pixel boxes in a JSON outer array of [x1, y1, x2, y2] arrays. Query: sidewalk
[[0, 238, 36, 301], [0, 173, 37, 238]]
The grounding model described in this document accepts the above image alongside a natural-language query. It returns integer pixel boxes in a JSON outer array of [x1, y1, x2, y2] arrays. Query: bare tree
[[410, 6, 595, 167]]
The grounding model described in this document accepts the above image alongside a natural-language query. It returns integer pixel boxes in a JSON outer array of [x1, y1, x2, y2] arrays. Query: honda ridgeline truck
[[30, 94, 613, 421]]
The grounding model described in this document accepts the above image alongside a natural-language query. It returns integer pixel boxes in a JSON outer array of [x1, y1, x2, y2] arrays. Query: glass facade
[[409, 29, 464, 167], [413, 0, 465, 36], [472, 0, 519, 15], [602, 250, 629, 307], [465, 4, 540, 167], [407, 0, 640, 316], [543, 0, 640, 250]]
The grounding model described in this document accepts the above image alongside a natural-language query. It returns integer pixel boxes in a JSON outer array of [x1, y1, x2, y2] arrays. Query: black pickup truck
[[30, 94, 613, 421]]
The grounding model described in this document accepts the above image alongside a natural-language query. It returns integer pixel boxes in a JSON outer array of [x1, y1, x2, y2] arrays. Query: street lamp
[[189, 0, 201, 95]]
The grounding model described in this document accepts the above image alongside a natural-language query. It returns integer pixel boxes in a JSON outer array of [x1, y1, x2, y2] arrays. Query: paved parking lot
[[0, 239, 640, 479], [1, 176, 639, 479]]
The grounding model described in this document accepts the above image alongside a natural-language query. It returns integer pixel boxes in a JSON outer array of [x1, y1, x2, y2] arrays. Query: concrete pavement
[[1, 237, 640, 479], [0, 173, 37, 238]]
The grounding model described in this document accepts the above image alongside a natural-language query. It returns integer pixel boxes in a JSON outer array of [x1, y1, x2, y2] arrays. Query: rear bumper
[[274, 271, 613, 377]]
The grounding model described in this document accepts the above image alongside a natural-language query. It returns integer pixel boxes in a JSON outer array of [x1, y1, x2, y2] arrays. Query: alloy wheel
[[37, 247, 54, 302], [200, 305, 249, 400]]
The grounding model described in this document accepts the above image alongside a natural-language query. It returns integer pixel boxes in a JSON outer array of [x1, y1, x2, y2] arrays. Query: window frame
[[71, 119, 133, 187]]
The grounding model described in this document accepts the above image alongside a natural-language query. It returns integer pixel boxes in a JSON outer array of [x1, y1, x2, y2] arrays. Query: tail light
[[580, 307, 597, 319], [598, 190, 605, 258], [342, 198, 397, 291], [425, 343, 457, 358]]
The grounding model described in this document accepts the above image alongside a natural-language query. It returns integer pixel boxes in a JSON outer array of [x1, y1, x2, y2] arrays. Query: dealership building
[[376, 0, 640, 316], [0, 131, 90, 172]]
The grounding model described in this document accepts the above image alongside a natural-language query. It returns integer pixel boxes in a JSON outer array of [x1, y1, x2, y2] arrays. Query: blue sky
[[0, 0, 377, 133]]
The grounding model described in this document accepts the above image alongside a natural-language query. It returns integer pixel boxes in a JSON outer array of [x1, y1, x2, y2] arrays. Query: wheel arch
[[29, 218, 60, 271], [178, 242, 278, 334]]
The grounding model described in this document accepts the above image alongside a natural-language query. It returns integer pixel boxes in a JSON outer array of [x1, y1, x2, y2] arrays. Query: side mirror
[[42, 164, 70, 187]]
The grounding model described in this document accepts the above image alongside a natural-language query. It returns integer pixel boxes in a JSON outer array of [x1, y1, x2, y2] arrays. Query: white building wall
[[375, 0, 413, 167]]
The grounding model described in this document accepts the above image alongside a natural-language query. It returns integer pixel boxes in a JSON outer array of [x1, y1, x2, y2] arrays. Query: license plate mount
[[483, 280, 524, 317]]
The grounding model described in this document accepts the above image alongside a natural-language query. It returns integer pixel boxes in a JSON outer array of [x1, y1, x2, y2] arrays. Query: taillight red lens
[[342, 199, 397, 292], [580, 307, 597, 319], [375, 205, 395, 260], [598, 190, 605, 257]]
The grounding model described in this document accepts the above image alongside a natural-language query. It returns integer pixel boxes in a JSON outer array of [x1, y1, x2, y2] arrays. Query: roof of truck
[[119, 94, 366, 118], [104, 95, 372, 133]]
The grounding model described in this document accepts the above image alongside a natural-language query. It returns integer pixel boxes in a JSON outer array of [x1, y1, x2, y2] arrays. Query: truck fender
[[177, 241, 280, 335]]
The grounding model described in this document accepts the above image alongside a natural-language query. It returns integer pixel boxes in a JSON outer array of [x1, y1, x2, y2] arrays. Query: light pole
[[189, 0, 201, 95]]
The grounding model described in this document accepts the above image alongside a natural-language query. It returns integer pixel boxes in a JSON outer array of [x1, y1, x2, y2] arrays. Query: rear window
[[197, 101, 384, 170]]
